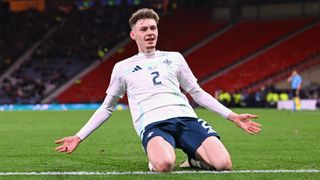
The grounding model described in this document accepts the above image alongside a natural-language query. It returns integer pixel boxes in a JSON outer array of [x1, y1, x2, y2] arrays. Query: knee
[[153, 158, 175, 172], [214, 158, 232, 171]]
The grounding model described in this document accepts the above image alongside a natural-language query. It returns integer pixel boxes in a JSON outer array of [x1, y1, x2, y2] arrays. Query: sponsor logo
[[132, 65, 142, 72], [147, 131, 154, 138], [198, 119, 216, 134]]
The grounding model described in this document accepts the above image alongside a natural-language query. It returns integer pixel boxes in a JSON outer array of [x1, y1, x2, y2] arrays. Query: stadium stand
[[186, 17, 316, 80], [0, 9, 59, 75], [202, 23, 320, 95], [247, 51, 320, 94], [0, 7, 131, 104], [157, 8, 226, 52]]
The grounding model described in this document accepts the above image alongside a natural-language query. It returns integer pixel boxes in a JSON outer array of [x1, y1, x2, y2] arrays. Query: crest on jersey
[[163, 59, 172, 66]]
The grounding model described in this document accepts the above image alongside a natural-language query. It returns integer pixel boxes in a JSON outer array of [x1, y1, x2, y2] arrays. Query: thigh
[[142, 127, 176, 164], [178, 118, 219, 159], [147, 136, 176, 165], [196, 136, 232, 170]]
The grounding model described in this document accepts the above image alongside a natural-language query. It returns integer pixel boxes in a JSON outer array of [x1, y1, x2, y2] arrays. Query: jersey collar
[[137, 50, 160, 58]]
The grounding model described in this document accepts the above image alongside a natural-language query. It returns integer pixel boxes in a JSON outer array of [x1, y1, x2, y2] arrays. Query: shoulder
[[117, 54, 137, 65], [113, 54, 137, 69], [110, 55, 136, 77], [159, 50, 183, 57], [293, 74, 302, 80], [158, 50, 185, 63]]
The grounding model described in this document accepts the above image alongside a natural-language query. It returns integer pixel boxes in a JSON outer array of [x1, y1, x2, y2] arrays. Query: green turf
[[0, 108, 319, 179]]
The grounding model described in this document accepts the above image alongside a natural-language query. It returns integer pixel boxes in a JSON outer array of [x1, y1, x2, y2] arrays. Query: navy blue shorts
[[141, 117, 220, 159]]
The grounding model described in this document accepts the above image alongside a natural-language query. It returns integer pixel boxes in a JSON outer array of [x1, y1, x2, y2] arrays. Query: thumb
[[246, 114, 258, 119], [54, 138, 64, 144]]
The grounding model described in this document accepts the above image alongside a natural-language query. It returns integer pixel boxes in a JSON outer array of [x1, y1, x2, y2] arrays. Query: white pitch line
[[0, 170, 320, 176]]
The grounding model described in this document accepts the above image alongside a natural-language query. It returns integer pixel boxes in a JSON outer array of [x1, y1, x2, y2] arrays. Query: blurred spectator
[[232, 91, 242, 107], [279, 90, 289, 101], [287, 70, 302, 111], [218, 90, 231, 106]]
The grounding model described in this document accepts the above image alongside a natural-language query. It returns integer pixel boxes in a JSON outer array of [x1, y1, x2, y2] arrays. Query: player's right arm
[[54, 94, 120, 154], [55, 62, 125, 154]]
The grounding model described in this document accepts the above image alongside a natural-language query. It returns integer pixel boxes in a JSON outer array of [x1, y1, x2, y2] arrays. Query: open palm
[[55, 136, 81, 154], [228, 113, 261, 134]]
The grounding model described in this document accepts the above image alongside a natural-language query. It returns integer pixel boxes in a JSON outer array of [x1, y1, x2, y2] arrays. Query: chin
[[146, 46, 156, 50]]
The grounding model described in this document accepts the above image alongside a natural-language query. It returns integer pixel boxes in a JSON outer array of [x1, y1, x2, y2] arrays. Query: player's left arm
[[177, 54, 261, 134], [188, 87, 261, 134]]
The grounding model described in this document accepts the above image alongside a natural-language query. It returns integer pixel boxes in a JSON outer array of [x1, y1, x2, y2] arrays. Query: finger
[[250, 121, 262, 127], [56, 145, 67, 152], [248, 126, 261, 133], [57, 148, 67, 152], [66, 148, 74, 154], [248, 126, 261, 134], [55, 138, 64, 144], [55, 145, 65, 151], [244, 128, 255, 134], [247, 114, 258, 119]]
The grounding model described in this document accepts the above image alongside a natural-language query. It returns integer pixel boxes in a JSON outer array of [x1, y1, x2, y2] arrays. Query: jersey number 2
[[151, 71, 162, 85]]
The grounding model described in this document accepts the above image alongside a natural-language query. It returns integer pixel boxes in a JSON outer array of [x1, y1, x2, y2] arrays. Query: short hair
[[129, 8, 159, 28]]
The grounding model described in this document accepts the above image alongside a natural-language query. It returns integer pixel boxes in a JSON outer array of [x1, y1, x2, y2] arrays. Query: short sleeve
[[106, 63, 126, 98], [177, 53, 199, 92]]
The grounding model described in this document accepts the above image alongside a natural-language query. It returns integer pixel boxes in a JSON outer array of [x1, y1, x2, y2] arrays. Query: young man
[[287, 70, 302, 111], [55, 8, 261, 172]]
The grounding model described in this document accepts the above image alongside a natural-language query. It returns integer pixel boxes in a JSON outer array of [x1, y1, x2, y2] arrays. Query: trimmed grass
[[0, 108, 319, 179]]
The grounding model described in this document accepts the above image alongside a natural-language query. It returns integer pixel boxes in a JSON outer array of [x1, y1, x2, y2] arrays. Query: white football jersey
[[107, 50, 199, 136]]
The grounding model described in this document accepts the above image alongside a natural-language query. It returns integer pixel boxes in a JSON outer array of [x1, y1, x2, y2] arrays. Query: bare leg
[[195, 136, 232, 170], [147, 136, 176, 172]]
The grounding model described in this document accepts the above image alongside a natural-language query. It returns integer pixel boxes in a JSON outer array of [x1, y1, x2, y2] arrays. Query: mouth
[[145, 36, 156, 42]]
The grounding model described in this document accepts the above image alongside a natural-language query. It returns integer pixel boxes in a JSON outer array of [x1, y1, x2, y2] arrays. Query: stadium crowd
[[0, 4, 132, 103], [0, 9, 60, 75], [214, 85, 320, 108], [0, 0, 319, 107]]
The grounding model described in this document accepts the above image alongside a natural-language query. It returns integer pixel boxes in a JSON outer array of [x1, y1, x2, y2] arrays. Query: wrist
[[74, 135, 82, 142], [227, 112, 238, 122]]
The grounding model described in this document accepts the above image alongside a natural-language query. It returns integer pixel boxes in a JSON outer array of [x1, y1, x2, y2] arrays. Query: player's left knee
[[154, 160, 174, 172], [215, 158, 232, 171]]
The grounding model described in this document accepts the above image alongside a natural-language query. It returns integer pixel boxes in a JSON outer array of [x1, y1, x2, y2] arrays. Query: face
[[130, 18, 158, 53], [292, 70, 297, 75]]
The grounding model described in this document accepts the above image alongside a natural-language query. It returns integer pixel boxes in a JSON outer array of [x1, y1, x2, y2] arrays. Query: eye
[[140, 28, 147, 32]]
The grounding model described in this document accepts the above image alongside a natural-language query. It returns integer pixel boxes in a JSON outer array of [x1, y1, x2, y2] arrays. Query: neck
[[139, 47, 156, 54], [138, 49, 158, 57]]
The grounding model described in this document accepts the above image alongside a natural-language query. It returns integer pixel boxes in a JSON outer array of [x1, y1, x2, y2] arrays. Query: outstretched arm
[[177, 54, 261, 134], [189, 86, 261, 134], [54, 94, 120, 154]]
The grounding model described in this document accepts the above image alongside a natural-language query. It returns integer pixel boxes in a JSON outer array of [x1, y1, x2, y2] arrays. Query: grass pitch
[[0, 108, 319, 179]]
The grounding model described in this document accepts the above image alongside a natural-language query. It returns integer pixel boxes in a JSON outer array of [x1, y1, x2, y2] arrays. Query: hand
[[227, 112, 261, 134], [55, 136, 81, 154]]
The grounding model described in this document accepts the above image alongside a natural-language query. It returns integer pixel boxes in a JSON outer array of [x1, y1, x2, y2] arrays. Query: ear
[[130, 31, 135, 40]]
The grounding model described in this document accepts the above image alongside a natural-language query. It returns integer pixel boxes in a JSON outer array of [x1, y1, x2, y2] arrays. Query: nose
[[146, 28, 154, 35]]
